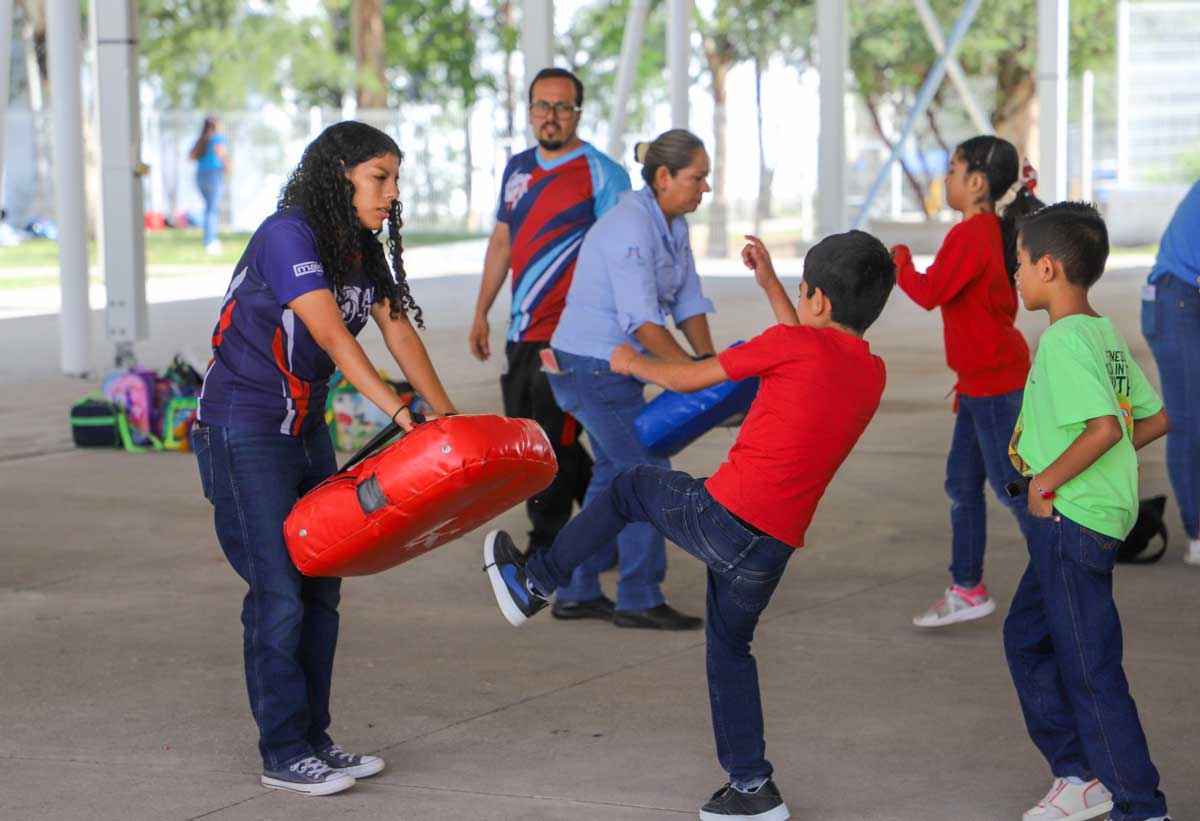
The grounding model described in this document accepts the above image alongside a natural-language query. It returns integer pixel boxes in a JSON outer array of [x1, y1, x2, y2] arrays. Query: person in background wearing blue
[[542, 128, 716, 631], [1142, 179, 1200, 567], [193, 121, 457, 797], [190, 115, 229, 255]]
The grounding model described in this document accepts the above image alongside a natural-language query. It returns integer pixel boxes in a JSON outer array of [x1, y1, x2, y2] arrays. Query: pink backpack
[[101, 369, 163, 448]]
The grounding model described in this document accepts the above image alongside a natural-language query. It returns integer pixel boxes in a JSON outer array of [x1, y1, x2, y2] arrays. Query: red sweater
[[895, 212, 1030, 397]]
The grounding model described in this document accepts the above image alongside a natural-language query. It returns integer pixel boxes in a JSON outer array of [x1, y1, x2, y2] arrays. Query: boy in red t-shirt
[[483, 230, 895, 821]]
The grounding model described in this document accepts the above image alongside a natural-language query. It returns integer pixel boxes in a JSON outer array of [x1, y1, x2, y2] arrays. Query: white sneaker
[[1023, 777, 1113, 821], [913, 583, 996, 628], [1184, 540, 1200, 567], [205, 239, 223, 255]]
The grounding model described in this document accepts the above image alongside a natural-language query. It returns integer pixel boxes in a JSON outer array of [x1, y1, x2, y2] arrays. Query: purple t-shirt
[[198, 208, 377, 435]]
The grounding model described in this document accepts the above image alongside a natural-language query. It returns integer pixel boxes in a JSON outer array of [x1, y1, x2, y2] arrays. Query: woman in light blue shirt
[[546, 129, 716, 630]]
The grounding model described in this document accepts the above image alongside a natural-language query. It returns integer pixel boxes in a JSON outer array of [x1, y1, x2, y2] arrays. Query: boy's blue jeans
[[1143, 273, 1200, 539], [946, 390, 1030, 586], [545, 350, 668, 611], [1003, 510, 1168, 821], [192, 421, 342, 770], [525, 465, 793, 788]]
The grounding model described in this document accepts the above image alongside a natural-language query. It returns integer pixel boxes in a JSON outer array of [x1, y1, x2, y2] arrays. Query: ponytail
[[956, 135, 1044, 280]]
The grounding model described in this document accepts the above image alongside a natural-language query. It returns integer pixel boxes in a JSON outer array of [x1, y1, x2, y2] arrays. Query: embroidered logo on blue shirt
[[293, 261, 323, 278], [626, 246, 642, 259]]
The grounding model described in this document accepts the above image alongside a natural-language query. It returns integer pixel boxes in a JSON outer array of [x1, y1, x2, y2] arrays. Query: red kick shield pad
[[285, 415, 557, 577]]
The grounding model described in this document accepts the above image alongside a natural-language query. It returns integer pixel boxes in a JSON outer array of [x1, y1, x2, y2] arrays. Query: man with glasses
[[470, 67, 631, 623]]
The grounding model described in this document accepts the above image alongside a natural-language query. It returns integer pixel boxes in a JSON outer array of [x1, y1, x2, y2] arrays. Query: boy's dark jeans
[[1003, 510, 1168, 821], [525, 465, 793, 788]]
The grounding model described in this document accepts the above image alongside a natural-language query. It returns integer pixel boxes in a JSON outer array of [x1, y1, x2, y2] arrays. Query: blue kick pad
[[635, 347, 759, 458]]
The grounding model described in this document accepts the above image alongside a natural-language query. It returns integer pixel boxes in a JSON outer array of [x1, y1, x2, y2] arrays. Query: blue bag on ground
[[634, 343, 759, 458]]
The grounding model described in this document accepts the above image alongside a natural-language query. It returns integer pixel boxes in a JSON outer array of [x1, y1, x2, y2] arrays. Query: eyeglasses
[[530, 100, 581, 119]]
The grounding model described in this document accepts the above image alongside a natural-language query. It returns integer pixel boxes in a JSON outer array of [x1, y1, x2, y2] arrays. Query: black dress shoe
[[612, 603, 703, 631], [551, 595, 615, 621]]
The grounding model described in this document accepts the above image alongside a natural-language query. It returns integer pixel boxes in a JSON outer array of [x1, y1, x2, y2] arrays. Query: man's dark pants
[[501, 340, 593, 551]]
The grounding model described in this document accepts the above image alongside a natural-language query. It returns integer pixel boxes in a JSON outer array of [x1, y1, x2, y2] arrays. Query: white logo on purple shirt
[[293, 261, 324, 277]]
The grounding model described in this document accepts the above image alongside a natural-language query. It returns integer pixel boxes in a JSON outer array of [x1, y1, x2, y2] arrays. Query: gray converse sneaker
[[261, 754, 356, 796], [316, 742, 385, 778]]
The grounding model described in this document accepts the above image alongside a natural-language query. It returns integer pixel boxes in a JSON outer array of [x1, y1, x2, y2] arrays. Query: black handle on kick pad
[[339, 412, 427, 474]]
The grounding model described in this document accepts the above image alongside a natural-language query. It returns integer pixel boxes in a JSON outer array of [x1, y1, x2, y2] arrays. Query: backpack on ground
[[1117, 495, 1168, 564]]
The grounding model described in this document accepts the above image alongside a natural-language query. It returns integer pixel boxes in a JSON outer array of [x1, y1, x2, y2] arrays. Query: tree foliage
[[140, 0, 349, 109]]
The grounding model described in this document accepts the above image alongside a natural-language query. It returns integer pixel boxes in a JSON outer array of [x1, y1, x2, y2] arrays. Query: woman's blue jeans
[[1143, 273, 1200, 539], [192, 421, 341, 770], [196, 167, 224, 246], [945, 390, 1031, 587], [545, 350, 669, 611]]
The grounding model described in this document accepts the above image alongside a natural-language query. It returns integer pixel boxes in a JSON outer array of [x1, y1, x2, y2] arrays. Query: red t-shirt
[[894, 212, 1030, 397], [705, 324, 886, 548]]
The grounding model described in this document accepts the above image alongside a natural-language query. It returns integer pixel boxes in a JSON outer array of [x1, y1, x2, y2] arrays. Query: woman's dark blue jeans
[[1143, 273, 1200, 539], [525, 465, 793, 789], [192, 421, 341, 770], [545, 350, 670, 611]]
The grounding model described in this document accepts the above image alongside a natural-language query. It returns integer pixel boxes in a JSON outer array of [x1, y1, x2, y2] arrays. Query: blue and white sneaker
[[316, 742, 385, 779], [261, 754, 355, 796], [483, 529, 549, 626]]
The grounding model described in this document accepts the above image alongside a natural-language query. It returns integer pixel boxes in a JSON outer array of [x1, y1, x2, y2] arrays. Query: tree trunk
[[863, 94, 931, 218], [20, 12, 51, 218], [992, 57, 1037, 160], [753, 54, 773, 237], [352, 0, 387, 108], [705, 48, 730, 258]]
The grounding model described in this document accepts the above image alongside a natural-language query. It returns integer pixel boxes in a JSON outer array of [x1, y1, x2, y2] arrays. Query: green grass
[[0, 228, 485, 271]]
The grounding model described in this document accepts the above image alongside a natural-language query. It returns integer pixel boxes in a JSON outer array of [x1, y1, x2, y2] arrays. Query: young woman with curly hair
[[192, 121, 456, 796]]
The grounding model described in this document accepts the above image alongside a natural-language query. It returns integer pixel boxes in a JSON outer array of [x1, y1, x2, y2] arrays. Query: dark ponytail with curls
[[278, 121, 423, 328], [955, 135, 1045, 280]]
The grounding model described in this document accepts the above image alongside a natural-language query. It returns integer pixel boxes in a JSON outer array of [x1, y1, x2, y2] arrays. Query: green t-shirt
[[1011, 315, 1162, 539]]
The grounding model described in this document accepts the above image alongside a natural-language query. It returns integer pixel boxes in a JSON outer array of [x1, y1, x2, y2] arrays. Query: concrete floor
[[1, 258, 1195, 821]]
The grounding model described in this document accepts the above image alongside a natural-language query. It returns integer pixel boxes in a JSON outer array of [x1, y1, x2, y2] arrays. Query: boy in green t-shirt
[[1004, 202, 1172, 821]]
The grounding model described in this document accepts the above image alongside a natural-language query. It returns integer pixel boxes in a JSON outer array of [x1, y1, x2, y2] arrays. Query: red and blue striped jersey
[[497, 143, 630, 342]]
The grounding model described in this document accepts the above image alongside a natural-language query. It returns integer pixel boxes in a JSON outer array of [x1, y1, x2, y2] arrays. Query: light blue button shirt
[[551, 186, 715, 361]]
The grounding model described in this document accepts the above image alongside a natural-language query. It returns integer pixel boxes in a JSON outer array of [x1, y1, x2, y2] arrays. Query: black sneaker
[[699, 780, 790, 820], [483, 529, 549, 626], [261, 754, 356, 796]]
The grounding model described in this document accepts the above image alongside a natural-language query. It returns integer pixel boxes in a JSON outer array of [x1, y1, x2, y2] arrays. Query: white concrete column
[[0, 0, 12, 206], [1037, 0, 1069, 203], [1116, 1, 1131, 184], [667, 0, 690, 129], [521, 0, 554, 86], [817, 0, 847, 235], [1081, 69, 1094, 203], [46, 0, 91, 375], [91, 0, 148, 354], [608, 0, 651, 161]]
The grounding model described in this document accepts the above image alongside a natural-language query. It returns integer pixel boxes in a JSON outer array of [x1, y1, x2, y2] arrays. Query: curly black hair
[[277, 120, 423, 328]]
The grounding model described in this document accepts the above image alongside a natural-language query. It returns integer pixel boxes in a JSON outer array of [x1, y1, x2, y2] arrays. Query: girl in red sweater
[[892, 135, 1043, 628]]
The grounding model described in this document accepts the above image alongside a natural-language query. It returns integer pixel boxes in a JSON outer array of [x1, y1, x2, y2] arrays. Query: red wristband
[[1033, 476, 1056, 500]]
